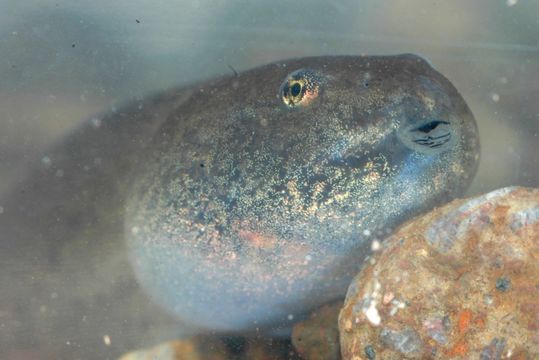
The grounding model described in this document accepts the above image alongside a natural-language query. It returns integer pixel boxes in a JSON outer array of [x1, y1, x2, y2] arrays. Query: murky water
[[0, 1, 537, 359]]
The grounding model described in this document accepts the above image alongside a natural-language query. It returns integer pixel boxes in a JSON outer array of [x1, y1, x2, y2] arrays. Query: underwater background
[[0, 0, 538, 358]]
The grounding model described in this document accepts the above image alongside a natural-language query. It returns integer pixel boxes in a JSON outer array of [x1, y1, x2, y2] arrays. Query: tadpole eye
[[280, 69, 320, 108]]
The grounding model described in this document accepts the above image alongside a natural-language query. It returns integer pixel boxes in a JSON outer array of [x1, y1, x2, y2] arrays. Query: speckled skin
[[125, 55, 480, 332]]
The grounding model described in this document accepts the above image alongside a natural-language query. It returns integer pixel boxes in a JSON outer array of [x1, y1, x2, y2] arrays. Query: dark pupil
[[290, 82, 302, 97]]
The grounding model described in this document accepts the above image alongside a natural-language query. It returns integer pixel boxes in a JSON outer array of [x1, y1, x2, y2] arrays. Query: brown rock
[[292, 302, 342, 360], [243, 338, 298, 360], [338, 187, 539, 359]]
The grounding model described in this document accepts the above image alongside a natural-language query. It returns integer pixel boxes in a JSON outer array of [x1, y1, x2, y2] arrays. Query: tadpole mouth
[[398, 120, 454, 153], [412, 120, 452, 148]]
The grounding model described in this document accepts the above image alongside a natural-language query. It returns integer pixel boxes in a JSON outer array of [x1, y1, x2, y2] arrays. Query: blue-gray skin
[[126, 55, 479, 331], [0, 55, 479, 359]]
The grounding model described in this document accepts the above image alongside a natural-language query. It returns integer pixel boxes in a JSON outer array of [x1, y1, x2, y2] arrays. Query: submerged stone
[[291, 302, 341, 360], [339, 187, 539, 359]]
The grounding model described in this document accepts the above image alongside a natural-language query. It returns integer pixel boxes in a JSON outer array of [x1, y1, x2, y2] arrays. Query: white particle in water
[[287, 314, 294, 321], [371, 240, 381, 251], [363, 229, 371, 237], [41, 156, 52, 167], [491, 93, 500, 102], [131, 226, 140, 235], [103, 335, 111, 346], [0, 206, 4, 215], [91, 118, 102, 128], [506, 0, 518, 6]]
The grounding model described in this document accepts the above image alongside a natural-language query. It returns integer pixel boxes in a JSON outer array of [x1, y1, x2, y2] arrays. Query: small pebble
[[291, 302, 341, 360], [364, 345, 376, 359]]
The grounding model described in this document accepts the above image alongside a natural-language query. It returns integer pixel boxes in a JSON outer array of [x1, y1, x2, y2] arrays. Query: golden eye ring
[[280, 69, 320, 108]]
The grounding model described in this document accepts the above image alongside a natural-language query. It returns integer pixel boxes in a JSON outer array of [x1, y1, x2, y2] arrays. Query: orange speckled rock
[[291, 302, 342, 360], [338, 187, 539, 359]]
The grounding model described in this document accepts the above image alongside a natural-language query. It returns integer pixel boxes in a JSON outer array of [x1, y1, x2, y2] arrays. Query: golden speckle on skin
[[364, 161, 375, 171], [433, 173, 444, 192], [306, 181, 327, 214], [452, 162, 465, 176], [327, 191, 351, 205], [286, 180, 300, 201], [363, 171, 381, 186]]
